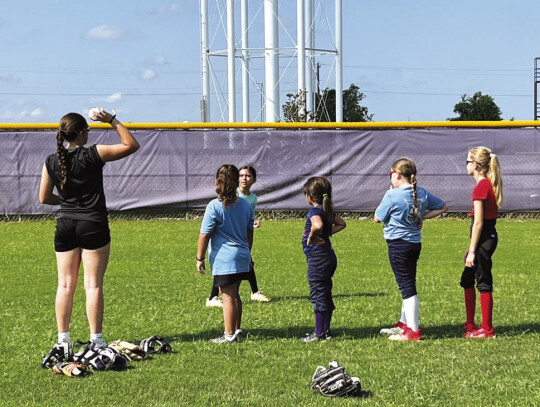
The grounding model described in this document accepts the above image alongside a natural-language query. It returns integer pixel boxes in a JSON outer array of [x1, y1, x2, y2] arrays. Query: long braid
[[391, 157, 419, 219], [56, 131, 69, 190], [410, 174, 419, 219]]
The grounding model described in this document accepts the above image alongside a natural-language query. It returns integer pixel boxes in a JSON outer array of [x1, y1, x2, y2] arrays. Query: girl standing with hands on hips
[[197, 165, 254, 343], [301, 177, 346, 342], [461, 147, 503, 338], [375, 158, 448, 341], [39, 109, 140, 366]]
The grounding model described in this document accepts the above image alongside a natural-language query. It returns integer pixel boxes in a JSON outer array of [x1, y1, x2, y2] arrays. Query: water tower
[[200, 0, 343, 123]]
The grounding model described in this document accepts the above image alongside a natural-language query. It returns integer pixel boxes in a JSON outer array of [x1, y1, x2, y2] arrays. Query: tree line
[[282, 85, 503, 122]]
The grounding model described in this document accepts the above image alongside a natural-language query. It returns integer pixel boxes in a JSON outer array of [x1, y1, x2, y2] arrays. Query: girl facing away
[[197, 165, 254, 343], [206, 166, 269, 307], [374, 157, 448, 341], [461, 146, 503, 339], [301, 177, 346, 342], [39, 110, 140, 366]]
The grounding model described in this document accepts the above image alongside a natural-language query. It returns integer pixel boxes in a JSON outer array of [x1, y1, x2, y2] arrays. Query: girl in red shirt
[[461, 146, 503, 338]]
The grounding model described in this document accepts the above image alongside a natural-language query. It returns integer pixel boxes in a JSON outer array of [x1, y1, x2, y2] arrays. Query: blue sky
[[1, 0, 538, 123]]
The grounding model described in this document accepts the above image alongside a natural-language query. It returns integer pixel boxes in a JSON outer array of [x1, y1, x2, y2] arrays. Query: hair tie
[[490, 153, 494, 158], [322, 193, 328, 198]]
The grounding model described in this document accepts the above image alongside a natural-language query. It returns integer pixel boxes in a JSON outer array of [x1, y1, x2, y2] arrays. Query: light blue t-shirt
[[375, 185, 445, 243], [200, 198, 254, 275]]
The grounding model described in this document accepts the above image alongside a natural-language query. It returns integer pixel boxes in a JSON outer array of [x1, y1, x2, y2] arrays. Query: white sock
[[400, 302, 407, 325], [58, 332, 71, 344], [403, 295, 419, 332], [90, 333, 105, 346], [224, 333, 235, 340]]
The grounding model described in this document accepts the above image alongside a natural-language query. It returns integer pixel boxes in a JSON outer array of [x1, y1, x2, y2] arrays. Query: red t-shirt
[[470, 178, 498, 219]]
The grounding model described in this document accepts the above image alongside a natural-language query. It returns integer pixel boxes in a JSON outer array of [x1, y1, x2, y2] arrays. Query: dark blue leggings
[[307, 251, 337, 313], [387, 239, 422, 299]]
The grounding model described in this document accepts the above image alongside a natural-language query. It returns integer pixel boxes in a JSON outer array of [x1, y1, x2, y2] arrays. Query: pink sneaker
[[389, 327, 423, 341], [465, 327, 496, 339]]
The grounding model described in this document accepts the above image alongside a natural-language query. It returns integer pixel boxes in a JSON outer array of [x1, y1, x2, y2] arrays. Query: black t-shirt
[[45, 144, 107, 222]]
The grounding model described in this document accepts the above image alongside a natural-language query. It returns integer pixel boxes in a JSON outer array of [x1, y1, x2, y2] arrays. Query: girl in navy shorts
[[462, 146, 503, 339], [301, 177, 346, 342], [39, 109, 140, 364], [375, 158, 448, 341]]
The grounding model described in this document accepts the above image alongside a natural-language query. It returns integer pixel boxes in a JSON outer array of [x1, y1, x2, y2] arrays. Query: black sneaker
[[41, 342, 73, 369]]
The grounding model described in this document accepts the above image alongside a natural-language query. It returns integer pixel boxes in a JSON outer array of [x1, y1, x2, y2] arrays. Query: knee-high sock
[[400, 301, 407, 325], [480, 292, 493, 330], [323, 311, 332, 332], [464, 288, 476, 325], [315, 312, 325, 335], [403, 295, 419, 332]]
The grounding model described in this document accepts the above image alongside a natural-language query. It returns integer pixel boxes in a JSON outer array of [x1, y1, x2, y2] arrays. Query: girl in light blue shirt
[[197, 165, 254, 344], [374, 157, 448, 341]]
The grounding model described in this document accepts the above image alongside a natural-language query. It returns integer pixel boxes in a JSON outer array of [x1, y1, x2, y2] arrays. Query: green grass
[[0, 218, 538, 406]]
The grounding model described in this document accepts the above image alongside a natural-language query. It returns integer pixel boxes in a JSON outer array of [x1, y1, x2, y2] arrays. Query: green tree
[[448, 92, 503, 121], [314, 84, 373, 122], [282, 90, 309, 122], [281, 83, 373, 122]]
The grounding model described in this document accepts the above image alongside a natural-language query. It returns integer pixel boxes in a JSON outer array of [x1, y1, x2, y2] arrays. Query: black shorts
[[213, 272, 250, 288], [54, 218, 111, 252]]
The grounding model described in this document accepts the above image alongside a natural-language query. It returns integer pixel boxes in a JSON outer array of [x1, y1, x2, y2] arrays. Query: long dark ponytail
[[56, 113, 87, 189], [303, 176, 334, 235]]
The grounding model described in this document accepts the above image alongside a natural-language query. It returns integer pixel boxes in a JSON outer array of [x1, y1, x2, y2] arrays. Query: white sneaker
[[206, 296, 223, 307], [380, 322, 407, 336], [234, 329, 243, 341], [251, 291, 270, 302]]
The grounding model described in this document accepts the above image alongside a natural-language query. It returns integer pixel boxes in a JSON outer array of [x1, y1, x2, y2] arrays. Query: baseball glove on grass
[[108, 340, 147, 361], [52, 362, 90, 378], [309, 361, 362, 397]]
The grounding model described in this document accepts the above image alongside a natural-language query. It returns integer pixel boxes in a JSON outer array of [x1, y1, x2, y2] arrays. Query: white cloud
[[106, 93, 122, 103], [154, 56, 166, 65], [86, 25, 123, 40], [141, 69, 156, 80], [30, 108, 43, 118], [1, 110, 28, 120]]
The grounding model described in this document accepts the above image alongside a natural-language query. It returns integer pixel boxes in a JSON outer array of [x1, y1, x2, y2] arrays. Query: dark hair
[[56, 113, 87, 189], [239, 165, 257, 180], [216, 164, 239, 207], [391, 157, 418, 219], [303, 176, 334, 235]]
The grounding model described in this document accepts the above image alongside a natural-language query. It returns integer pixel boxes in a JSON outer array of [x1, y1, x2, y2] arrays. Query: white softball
[[88, 107, 104, 121]]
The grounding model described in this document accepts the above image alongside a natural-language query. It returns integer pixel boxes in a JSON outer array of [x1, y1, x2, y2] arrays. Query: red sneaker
[[389, 327, 422, 341], [465, 327, 496, 339], [463, 323, 478, 336]]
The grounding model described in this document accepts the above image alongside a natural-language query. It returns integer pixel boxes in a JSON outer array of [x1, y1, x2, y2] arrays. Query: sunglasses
[[389, 170, 398, 178], [466, 160, 474, 165]]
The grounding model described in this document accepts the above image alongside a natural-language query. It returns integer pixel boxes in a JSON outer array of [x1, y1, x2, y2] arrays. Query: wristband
[[196, 256, 205, 261], [108, 114, 116, 124]]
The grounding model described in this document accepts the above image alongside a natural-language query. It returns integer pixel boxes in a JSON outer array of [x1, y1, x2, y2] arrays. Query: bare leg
[[55, 249, 82, 332], [234, 281, 242, 330], [82, 244, 110, 334], [220, 282, 241, 335]]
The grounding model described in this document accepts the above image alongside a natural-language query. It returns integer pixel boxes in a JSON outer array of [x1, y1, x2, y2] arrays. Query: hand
[[254, 220, 261, 228], [465, 251, 475, 268], [197, 260, 206, 274], [417, 220, 423, 230], [307, 235, 325, 246], [89, 107, 116, 123]]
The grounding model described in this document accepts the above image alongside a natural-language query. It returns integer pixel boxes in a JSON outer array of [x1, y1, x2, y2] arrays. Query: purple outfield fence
[[1, 128, 539, 214]]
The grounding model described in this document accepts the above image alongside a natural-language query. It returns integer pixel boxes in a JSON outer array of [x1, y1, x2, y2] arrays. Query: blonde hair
[[469, 146, 503, 207], [391, 157, 419, 219]]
